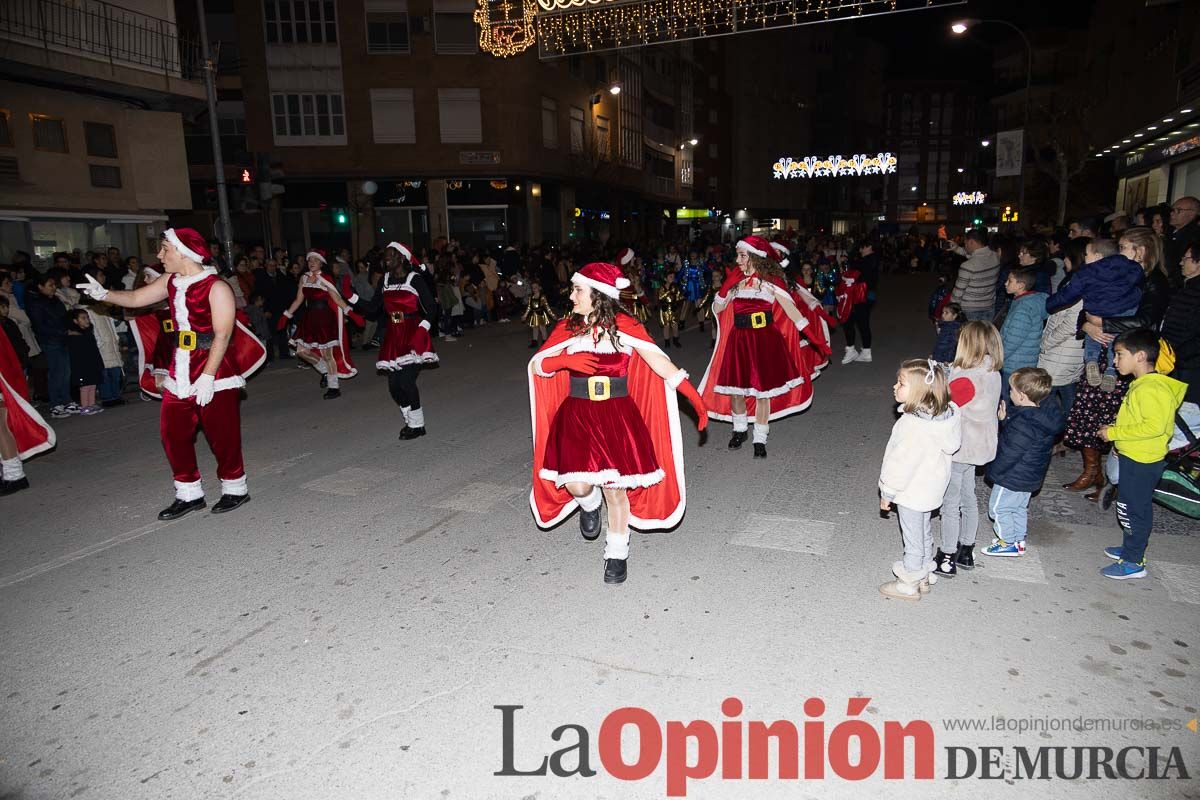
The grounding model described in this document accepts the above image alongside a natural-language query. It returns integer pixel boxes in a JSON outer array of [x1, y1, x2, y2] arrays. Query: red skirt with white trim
[[291, 305, 340, 350], [376, 318, 438, 370], [714, 325, 806, 398], [540, 396, 663, 489]]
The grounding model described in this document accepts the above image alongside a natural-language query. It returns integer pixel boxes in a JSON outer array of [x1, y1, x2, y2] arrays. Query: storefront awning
[[0, 210, 168, 223], [1096, 102, 1200, 177]]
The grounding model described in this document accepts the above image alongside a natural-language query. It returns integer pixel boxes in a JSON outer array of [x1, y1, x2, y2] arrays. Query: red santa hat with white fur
[[617, 247, 635, 266], [735, 236, 772, 259], [162, 228, 212, 264], [570, 262, 631, 299], [387, 241, 414, 262]]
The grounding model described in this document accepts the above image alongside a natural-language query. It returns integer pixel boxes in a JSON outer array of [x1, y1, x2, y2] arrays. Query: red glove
[[345, 309, 365, 327], [276, 313, 290, 331], [676, 378, 708, 431], [541, 352, 600, 375]]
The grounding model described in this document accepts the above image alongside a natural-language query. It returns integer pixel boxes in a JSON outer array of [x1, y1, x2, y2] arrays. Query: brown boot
[[1084, 455, 1108, 501], [1063, 447, 1100, 491]]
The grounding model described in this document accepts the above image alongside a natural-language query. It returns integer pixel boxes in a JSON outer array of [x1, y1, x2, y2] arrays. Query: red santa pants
[[160, 388, 245, 486]]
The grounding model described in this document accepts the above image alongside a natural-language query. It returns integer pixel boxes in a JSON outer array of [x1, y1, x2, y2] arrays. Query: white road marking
[[727, 513, 834, 556]]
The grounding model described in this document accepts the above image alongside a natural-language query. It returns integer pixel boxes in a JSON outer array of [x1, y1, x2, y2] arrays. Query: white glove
[[75, 273, 109, 301], [418, 319, 431, 331], [193, 374, 216, 407]]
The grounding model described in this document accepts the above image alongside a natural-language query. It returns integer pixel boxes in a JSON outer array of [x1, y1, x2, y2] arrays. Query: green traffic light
[[337, 212, 347, 224]]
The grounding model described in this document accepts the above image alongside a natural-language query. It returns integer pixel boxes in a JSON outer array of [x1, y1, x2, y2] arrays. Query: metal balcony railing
[[0, 0, 202, 80]]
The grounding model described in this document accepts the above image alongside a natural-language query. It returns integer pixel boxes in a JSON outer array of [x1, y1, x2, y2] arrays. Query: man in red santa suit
[[77, 228, 266, 519], [698, 235, 822, 458], [529, 262, 707, 584], [0, 325, 55, 495]]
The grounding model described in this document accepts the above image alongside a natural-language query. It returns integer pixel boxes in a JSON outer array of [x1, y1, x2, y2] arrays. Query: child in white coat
[[879, 359, 963, 601]]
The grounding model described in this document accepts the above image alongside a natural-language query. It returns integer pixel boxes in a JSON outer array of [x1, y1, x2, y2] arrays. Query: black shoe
[[101, 398, 127, 408], [933, 548, 958, 578], [320, 374, 328, 388], [663, 339, 671, 348], [0, 477, 30, 496], [212, 493, 251, 514], [728, 430, 748, 449], [954, 543, 975, 570], [579, 507, 601, 540], [753, 442, 767, 458], [399, 426, 426, 440], [158, 497, 206, 520], [323, 388, 341, 400], [1100, 484, 1118, 511], [528, 339, 538, 348], [672, 337, 682, 347], [604, 558, 627, 584]]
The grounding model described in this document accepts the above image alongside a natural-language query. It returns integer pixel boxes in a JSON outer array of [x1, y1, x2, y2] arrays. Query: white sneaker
[[64, 402, 82, 414], [840, 347, 860, 365], [858, 348, 873, 363], [444, 335, 457, 342]]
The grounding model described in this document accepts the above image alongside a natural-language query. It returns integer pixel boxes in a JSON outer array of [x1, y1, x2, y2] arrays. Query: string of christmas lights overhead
[[535, 0, 963, 58]]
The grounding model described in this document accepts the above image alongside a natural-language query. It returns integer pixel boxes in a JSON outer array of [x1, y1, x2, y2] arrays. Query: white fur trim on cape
[[0, 372, 56, 460], [713, 374, 807, 399], [528, 328, 685, 531], [164, 228, 206, 263], [737, 240, 768, 257], [538, 467, 666, 490], [376, 352, 439, 370]]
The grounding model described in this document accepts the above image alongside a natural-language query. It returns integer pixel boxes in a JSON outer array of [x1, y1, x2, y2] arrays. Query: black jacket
[[1103, 269, 1171, 336], [1166, 221, 1200, 288], [26, 292, 70, 346], [1, 318, 28, 365], [1161, 273, 1200, 404], [986, 399, 1067, 493], [252, 267, 293, 316]]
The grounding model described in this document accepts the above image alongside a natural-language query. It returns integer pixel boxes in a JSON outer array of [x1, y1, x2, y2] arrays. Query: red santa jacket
[[835, 269, 868, 323]]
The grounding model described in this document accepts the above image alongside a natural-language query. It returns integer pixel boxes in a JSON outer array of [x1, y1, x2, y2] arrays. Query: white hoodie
[[879, 404, 963, 512]]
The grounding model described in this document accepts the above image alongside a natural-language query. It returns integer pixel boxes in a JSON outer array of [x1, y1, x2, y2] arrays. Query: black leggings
[[844, 300, 874, 349], [386, 365, 422, 410]]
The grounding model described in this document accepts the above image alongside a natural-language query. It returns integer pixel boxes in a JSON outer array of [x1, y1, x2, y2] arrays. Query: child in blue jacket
[[999, 268, 1047, 402], [984, 368, 1066, 557]]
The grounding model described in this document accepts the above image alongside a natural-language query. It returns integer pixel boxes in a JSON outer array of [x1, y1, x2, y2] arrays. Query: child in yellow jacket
[[1098, 329, 1186, 580]]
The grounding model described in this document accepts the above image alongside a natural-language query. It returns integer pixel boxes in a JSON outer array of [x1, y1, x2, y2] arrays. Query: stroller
[[1153, 411, 1200, 519]]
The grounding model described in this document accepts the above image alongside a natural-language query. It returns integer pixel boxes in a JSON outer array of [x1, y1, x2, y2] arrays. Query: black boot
[[528, 339, 538, 348], [753, 442, 767, 458], [158, 497, 206, 520], [212, 493, 251, 514], [663, 338, 671, 348], [728, 430, 748, 449], [954, 543, 975, 570], [320, 374, 328, 388], [323, 388, 341, 400], [399, 426, 426, 440], [672, 337, 682, 347], [604, 558, 627, 584], [579, 507, 601, 540], [0, 477, 30, 496], [933, 548, 957, 578]]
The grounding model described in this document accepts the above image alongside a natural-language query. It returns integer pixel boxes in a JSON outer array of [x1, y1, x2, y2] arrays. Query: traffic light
[[336, 209, 348, 226]]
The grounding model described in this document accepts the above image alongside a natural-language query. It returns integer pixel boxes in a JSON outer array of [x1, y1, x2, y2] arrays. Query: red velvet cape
[[528, 314, 685, 530], [0, 329, 55, 459]]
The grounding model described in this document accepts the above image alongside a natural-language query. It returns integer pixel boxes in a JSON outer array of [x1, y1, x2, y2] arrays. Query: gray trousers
[[940, 461, 981, 551], [898, 505, 933, 574]]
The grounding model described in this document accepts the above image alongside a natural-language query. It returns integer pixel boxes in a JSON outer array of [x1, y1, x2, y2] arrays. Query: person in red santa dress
[[279, 249, 363, 400], [0, 323, 55, 495], [76, 228, 266, 519], [127, 263, 174, 400], [770, 240, 835, 373], [698, 235, 821, 459], [529, 262, 708, 585], [371, 242, 438, 439]]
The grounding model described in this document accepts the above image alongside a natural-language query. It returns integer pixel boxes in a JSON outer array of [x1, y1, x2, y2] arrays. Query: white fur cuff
[[174, 479, 204, 502], [577, 486, 603, 512], [221, 475, 248, 496], [419, 319, 431, 331], [666, 369, 688, 389], [347, 293, 359, 305]]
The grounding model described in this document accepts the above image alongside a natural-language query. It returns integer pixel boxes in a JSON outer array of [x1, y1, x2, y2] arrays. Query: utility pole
[[196, 0, 234, 266]]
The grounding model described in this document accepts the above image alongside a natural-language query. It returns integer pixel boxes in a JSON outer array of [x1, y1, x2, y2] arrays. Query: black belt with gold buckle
[[170, 330, 214, 351], [389, 311, 408, 324], [568, 375, 628, 401], [307, 299, 329, 309], [734, 311, 773, 329]]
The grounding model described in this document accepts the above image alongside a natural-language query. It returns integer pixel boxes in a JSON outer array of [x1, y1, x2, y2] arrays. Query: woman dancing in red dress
[[698, 236, 822, 458], [280, 250, 362, 399], [373, 242, 438, 439], [529, 262, 707, 585]]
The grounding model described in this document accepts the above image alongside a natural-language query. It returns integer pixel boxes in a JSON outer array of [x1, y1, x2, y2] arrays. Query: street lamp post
[[953, 18, 1032, 229]]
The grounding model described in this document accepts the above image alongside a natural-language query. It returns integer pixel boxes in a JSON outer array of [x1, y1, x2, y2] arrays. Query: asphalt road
[[2, 275, 1197, 799]]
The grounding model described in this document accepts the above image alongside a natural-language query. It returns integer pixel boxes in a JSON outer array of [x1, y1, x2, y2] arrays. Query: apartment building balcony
[[0, 0, 205, 105]]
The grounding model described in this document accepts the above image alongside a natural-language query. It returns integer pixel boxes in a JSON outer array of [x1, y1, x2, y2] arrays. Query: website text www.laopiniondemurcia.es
[[493, 699, 1193, 796]]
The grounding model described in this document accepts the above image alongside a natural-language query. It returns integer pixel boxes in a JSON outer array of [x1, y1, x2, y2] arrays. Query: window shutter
[[438, 89, 481, 143], [371, 89, 416, 144], [365, 0, 408, 9]]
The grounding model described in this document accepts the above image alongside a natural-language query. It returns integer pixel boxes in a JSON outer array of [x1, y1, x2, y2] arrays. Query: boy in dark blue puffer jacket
[[983, 368, 1066, 557]]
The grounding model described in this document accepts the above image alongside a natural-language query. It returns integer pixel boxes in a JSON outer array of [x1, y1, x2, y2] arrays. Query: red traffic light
[[240, 168, 253, 184]]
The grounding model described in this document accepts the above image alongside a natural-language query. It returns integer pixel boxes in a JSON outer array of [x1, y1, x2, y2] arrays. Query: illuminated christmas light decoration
[[771, 153, 897, 180], [535, 0, 962, 58], [953, 191, 987, 206], [476, 0, 539, 57], [490, 179, 510, 189]]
